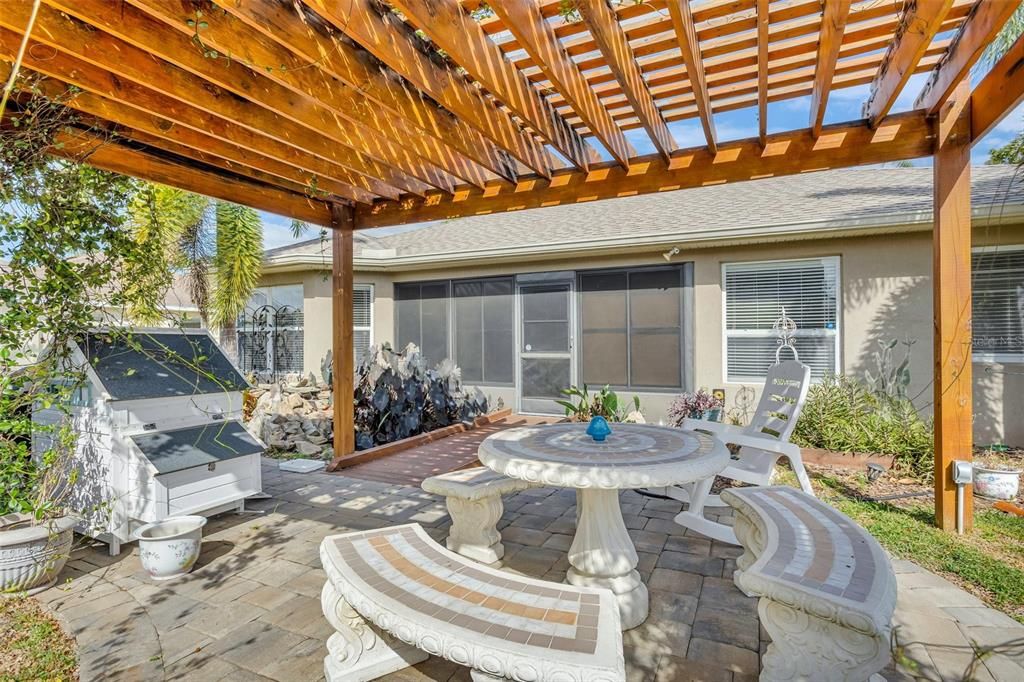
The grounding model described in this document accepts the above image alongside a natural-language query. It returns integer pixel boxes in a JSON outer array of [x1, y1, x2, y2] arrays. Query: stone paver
[[32, 457, 1024, 682]]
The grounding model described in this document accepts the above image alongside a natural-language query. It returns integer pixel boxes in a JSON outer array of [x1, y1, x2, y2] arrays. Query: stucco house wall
[[256, 167, 1024, 446]]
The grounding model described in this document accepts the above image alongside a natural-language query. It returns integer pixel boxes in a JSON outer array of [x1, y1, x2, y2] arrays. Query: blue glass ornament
[[586, 416, 612, 442]]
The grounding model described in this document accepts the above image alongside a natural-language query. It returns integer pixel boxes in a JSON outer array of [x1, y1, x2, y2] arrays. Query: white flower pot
[[0, 513, 75, 596], [974, 467, 1022, 501], [135, 516, 207, 581]]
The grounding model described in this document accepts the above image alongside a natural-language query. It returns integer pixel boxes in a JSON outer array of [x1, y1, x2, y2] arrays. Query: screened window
[[972, 248, 1024, 360], [395, 281, 449, 366], [354, 284, 373, 366], [579, 266, 684, 389], [453, 278, 514, 384], [723, 257, 839, 381]]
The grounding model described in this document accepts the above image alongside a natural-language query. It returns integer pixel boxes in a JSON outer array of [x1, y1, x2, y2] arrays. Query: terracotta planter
[[974, 467, 1022, 501], [0, 513, 75, 596]]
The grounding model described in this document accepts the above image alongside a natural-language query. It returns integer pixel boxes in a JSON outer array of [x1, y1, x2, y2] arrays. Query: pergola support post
[[932, 79, 973, 533], [329, 202, 356, 468]]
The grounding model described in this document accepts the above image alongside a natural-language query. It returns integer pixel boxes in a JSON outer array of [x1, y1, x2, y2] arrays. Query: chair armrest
[[681, 419, 801, 459]]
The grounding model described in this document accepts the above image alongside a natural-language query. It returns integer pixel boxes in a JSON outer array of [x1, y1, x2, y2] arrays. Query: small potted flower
[[668, 389, 725, 426], [973, 448, 1023, 501]]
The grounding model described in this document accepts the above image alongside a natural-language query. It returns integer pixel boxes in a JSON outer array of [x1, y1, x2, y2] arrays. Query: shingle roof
[[264, 166, 1024, 263]]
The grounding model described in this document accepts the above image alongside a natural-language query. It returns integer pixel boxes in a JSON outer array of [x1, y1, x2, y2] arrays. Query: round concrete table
[[478, 423, 728, 630]]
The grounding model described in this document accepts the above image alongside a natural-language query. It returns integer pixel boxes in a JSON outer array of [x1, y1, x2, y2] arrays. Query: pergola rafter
[[3, 0, 1023, 531]]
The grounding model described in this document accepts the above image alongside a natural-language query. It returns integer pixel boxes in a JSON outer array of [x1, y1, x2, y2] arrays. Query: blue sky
[[259, 69, 1024, 251]]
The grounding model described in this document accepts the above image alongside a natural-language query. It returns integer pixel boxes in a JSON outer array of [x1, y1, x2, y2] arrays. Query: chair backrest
[[743, 360, 811, 444]]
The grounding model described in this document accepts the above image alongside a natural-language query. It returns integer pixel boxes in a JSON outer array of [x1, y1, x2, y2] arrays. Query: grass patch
[[0, 597, 77, 681], [810, 473, 1024, 622]]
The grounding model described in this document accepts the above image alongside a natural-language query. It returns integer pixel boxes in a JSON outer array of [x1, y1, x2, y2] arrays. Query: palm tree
[[126, 183, 263, 359]]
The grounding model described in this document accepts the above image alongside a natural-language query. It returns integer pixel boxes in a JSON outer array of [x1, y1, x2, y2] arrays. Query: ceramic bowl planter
[[0, 513, 76, 596], [135, 516, 207, 581], [974, 466, 1022, 501]]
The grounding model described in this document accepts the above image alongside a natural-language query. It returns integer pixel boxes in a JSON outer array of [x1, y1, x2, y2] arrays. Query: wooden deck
[[341, 414, 557, 487]]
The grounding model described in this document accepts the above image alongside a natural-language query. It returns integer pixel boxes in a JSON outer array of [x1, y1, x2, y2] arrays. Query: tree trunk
[[219, 318, 239, 364]]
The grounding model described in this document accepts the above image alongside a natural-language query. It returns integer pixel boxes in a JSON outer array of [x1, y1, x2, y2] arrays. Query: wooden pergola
[[4, 0, 1024, 531]]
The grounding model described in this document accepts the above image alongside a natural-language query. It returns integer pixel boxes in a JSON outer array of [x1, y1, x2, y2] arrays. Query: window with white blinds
[[972, 247, 1024, 361], [354, 284, 373, 366], [723, 257, 840, 381]]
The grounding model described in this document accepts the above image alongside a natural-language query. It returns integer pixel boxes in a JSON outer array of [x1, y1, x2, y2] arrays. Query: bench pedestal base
[[321, 582, 428, 681], [758, 599, 890, 682], [445, 495, 505, 564]]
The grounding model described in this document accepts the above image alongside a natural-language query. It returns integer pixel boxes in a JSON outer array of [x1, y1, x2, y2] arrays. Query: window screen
[[454, 278, 514, 384], [579, 266, 684, 389], [395, 281, 449, 366], [973, 248, 1024, 360], [724, 257, 839, 381], [354, 284, 373, 366]]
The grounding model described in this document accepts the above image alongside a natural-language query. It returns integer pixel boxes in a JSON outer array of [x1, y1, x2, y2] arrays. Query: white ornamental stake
[[773, 306, 799, 364]]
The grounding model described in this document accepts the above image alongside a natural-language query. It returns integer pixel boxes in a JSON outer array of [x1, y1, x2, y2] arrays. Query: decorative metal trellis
[[237, 304, 304, 382]]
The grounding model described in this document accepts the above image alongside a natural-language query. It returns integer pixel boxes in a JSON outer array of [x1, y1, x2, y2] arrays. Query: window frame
[[971, 244, 1024, 364], [452, 276, 516, 387], [576, 263, 693, 393], [353, 283, 374, 366], [721, 256, 842, 384], [394, 279, 451, 366]]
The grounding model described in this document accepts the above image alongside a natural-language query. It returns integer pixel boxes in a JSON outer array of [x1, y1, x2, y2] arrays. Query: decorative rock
[[293, 440, 322, 457]]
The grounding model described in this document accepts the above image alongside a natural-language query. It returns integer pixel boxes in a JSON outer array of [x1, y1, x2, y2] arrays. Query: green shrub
[[793, 374, 933, 477]]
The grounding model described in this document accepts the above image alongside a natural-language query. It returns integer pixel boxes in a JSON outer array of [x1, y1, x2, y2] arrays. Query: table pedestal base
[[566, 488, 649, 630]]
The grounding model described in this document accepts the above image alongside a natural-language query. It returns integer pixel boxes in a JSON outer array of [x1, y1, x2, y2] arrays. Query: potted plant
[[974, 448, 1023, 501], [556, 384, 643, 423], [0, 368, 79, 595], [667, 389, 725, 426]]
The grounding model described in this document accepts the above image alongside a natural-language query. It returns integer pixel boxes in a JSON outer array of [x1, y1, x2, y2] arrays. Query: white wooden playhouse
[[35, 329, 264, 555]]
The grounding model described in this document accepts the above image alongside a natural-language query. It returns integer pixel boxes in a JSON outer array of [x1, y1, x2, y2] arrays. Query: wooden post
[[932, 79, 973, 532], [329, 203, 356, 467]]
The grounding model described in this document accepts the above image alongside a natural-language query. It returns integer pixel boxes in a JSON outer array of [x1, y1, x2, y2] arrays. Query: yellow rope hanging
[[0, 0, 43, 121]]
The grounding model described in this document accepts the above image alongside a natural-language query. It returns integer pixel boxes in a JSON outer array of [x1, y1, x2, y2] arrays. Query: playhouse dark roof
[[79, 330, 248, 401], [131, 420, 263, 474]]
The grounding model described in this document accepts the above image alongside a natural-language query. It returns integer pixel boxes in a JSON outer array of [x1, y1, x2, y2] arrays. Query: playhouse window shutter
[[353, 285, 373, 366], [972, 249, 1024, 359], [724, 258, 839, 381]]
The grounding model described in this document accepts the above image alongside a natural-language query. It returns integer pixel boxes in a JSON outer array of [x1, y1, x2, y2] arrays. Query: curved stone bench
[[422, 466, 538, 563], [721, 486, 896, 682], [320, 523, 625, 682]]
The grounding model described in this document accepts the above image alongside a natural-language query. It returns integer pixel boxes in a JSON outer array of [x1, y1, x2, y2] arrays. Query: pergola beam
[[578, 0, 677, 160], [808, 0, 852, 137], [31, 0, 442, 195], [386, 0, 596, 170], [756, 0, 769, 146], [667, 0, 718, 153], [218, 0, 518, 183], [303, 0, 554, 178], [970, 32, 1024, 143], [0, 36, 389, 203], [51, 129, 333, 225], [359, 110, 934, 228], [862, 0, 955, 127], [915, 0, 1023, 115], [932, 80, 973, 532], [123, 0, 488, 190], [488, 0, 635, 167]]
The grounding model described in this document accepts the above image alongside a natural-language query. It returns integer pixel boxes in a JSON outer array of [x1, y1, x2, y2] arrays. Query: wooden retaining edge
[[327, 408, 514, 471], [800, 447, 895, 469]]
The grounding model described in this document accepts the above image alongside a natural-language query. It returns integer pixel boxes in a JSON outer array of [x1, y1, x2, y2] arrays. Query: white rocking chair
[[667, 360, 814, 544]]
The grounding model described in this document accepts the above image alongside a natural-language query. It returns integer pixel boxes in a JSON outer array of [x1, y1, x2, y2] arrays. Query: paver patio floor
[[37, 459, 1024, 681]]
